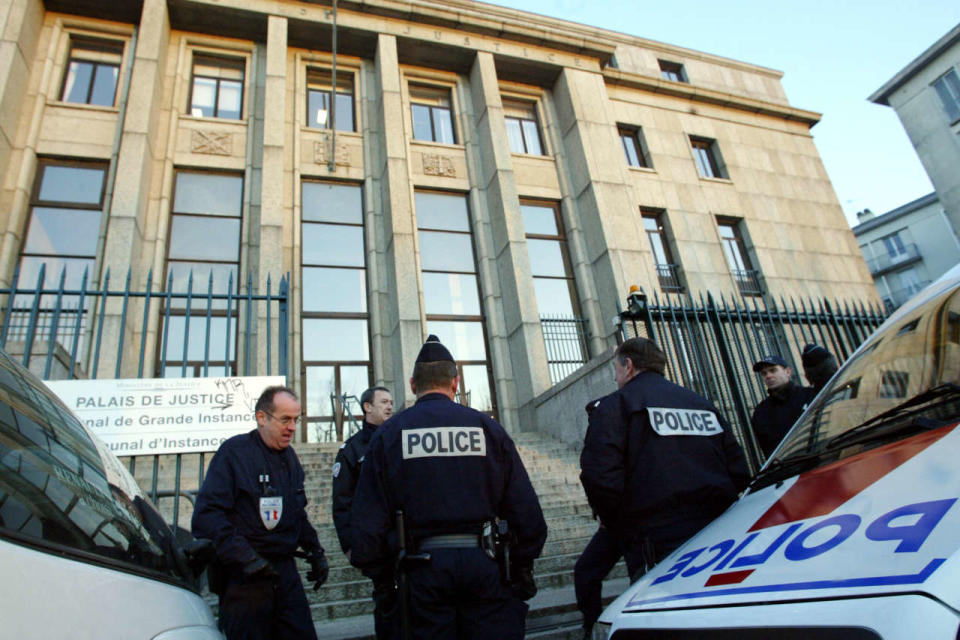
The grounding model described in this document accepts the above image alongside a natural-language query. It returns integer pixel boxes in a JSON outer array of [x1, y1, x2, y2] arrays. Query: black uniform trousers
[[218, 556, 317, 640], [406, 548, 527, 640], [574, 526, 622, 630]]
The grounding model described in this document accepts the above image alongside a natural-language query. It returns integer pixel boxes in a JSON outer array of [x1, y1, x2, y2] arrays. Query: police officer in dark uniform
[[332, 385, 396, 638], [349, 335, 548, 639], [579, 338, 749, 601], [751, 354, 814, 459], [192, 385, 328, 640]]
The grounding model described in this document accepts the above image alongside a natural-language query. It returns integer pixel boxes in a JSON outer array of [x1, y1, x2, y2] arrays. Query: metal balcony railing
[[867, 243, 921, 276], [654, 263, 684, 293], [882, 279, 931, 311], [540, 315, 588, 384], [731, 269, 763, 296]]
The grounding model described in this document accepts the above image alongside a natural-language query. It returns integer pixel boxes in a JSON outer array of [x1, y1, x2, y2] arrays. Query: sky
[[485, 0, 960, 228]]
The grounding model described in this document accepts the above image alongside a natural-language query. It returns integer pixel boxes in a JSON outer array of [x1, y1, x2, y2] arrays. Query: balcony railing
[[882, 279, 931, 311], [731, 269, 763, 296], [867, 243, 921, 276], [654, 263, 684, 293], [540, 315, 588, 385]]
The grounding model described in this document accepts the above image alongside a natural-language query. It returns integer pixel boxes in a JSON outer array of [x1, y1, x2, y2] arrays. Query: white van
[[596, 266, 960, 639], [0, 349, 221, 639]]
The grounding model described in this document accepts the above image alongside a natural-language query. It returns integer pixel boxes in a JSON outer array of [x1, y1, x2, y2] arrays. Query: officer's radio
[[481, 519, 512, 582]]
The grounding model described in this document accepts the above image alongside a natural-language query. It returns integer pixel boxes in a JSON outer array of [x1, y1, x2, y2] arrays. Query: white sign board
[[45, 376, 285, 455]]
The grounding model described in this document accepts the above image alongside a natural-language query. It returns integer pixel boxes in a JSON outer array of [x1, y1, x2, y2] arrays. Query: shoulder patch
[[332, 462, 341, 478], [647, 407, 722, 436], [339, 443, 346, 449]]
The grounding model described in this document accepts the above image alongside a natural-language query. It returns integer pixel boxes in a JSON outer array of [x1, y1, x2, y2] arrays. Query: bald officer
[[580, 338, 750, 587], [349, 335, 547, 639]]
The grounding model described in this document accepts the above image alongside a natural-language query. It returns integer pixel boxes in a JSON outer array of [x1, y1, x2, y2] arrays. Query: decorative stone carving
[[422, 153, 456, 177], [191, 130, 232, 155], [314, 135, 351, 167]]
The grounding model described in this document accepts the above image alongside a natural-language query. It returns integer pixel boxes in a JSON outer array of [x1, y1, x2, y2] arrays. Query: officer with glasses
[[193, 385, 328, 640]]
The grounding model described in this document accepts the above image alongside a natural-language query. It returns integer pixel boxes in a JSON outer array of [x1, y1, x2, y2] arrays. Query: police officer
[[751, 354, 814, 459], [192, 385, 328, 640], [349, 335, 548, 639], [801, 342, 838, 394], [579, 338, 750, 595], [332, 386, 396, 638]]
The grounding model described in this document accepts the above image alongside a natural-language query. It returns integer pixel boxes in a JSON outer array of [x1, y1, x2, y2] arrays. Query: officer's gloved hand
[[306, 550, 329, 590], [510, 562, 537, 600], [242, 555, 278, 581]]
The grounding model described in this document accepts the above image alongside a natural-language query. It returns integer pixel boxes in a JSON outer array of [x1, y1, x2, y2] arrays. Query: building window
[[881, 231, 907, 259], [717, 218, 761, 296], [409, 84, 456, 144], [659, 60, 688, 83], [161, 171, 243, 377], [641, 209, 683, 293], [189, 54, 244, 120], [690, 136, 727, 179], [502, 98, 544, 155], [520, 201, 587, 383], [60, 37, 123, 106], [879, 370, 909, 399], [13, 160, 107, 347], [301, 181, 370, 443], [933, 69, 960, 123], [307, 68, 354, 131], [619, 125, 652, 168], [416, 191, 496, 415]]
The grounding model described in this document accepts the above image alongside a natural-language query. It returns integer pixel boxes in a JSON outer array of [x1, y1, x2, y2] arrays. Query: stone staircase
[[283, 430, 630, 639]]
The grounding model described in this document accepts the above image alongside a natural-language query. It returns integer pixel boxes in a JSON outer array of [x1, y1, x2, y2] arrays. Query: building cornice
[[604, 69, 822, 126], [851, 192, 940, 235], [869, 22, 960, 105]]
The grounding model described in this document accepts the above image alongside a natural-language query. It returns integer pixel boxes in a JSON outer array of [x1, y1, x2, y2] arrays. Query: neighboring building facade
[[852, 193, 960, 310], [870, 23, 960, 235], [0, 0, 876, 441]]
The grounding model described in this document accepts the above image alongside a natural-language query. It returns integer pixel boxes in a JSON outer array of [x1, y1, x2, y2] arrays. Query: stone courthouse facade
[[0, 0, 876, 439]]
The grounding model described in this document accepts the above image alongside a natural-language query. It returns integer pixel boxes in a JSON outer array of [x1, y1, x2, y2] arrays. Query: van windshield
[[0, 350, 193, 588], [755, 281, 960, 488]]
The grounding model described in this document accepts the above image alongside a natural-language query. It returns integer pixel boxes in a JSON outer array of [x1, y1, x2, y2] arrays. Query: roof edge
[[869, 22, 960, 105]]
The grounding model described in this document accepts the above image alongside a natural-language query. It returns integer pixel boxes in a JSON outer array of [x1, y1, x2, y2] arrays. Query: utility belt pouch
[[481, 521, 498, 560]]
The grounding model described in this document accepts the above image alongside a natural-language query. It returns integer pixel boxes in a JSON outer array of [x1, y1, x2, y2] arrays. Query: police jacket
[[331, 420, 378, 554], [750, 381, 815, 459], [192, 430, 322, 566], [348, 393, 548, 575], [580, 371, 750, 545]]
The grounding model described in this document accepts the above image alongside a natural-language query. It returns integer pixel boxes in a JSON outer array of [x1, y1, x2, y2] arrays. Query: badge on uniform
[[647, 407, 722, 436], [260, 496, 283, 530], [332, 462, 341, 478]]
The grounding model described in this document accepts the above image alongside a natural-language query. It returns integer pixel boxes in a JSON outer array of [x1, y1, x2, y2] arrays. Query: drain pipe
[[328, 0, 337, 172]]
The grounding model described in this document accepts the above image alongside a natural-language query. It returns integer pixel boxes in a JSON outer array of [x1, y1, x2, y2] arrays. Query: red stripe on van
[[705, 569, 754, 586]]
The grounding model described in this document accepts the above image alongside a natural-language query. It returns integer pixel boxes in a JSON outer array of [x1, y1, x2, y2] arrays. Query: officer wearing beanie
[[579, 337, 749, 638], [801, 343, 838, 394], [349, 335, 547, 639]]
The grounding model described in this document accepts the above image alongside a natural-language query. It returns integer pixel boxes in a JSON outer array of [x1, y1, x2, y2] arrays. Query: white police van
[[0, 348, 221, 639], [595, 265, 960, 639]]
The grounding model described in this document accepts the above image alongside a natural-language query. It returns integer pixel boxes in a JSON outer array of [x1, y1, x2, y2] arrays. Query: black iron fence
[[0, 263, 289, 529], [541, 314, 589, 384], [617, 288, 887, 472]]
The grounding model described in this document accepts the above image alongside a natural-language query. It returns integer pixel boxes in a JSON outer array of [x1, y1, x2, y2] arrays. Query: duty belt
[[418, 534, 480, 551]]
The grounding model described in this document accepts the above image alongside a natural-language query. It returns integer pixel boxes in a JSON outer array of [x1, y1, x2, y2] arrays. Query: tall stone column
[[99, 0, 169, 377], [371, 33, 422, 406], [551, 67, 655, 348], [466, 51, 549, 431]]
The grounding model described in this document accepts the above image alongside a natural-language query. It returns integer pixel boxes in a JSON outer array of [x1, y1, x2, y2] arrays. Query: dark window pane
[[422, 272, 480, 315], [521, 120, 543, 155], [302, 182, 363, 224], [173, 173, 243, 216], [418, 231, 475, 272], [520, 204, 558, 236], [302, 266, 367, 313], [526, 239, 567, 277], [24, 208, 100, 256], [168, 217, 240, 261], [38, 166, 105, 205], [411, 104, 434, 141], [414, 192, 470, 231], [302, 223, 365, 267], [90, 65, 118, 106], [532, 278, 576, 316], [62, 61, 93, 103], [190, 77, 216, 117], [434, 108, 455, 144], [163, 315, 237, 360], [302, 318, 369, 361], [426, 321, 486, 360], [505, 118, 525, 153], [459, 364, 493, 413]]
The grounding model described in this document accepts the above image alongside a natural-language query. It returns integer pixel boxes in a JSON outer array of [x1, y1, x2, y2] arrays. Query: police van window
[[896, 318, 920, 336], [0, 350, 192, 587]]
